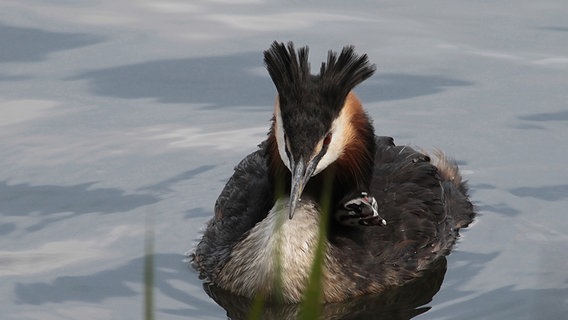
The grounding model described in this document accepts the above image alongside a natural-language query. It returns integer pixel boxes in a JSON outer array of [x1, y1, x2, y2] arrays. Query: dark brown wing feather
[[192, 143, 273, 282], [329, 136, 475, 291]]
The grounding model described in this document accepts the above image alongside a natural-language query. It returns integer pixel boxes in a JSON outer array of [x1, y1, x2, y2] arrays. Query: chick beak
[[289, 156, 318, 219]]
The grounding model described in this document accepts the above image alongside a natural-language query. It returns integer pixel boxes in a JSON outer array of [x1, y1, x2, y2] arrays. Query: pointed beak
[[289, 156, 318, 219]]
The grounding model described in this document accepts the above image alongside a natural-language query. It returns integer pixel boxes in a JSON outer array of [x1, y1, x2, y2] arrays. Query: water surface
[[1, 1, 567, 319]]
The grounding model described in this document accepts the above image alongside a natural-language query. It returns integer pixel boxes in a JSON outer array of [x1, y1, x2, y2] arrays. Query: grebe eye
[[323, 133, 332, 146]]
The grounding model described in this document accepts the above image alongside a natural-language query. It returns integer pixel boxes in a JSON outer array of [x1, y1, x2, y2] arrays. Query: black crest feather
[[264, 41, 376, 112], [263, 41, 310, 100], [320, 46, 376, 109]]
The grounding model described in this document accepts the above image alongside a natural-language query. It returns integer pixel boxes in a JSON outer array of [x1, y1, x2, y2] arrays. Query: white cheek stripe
[[274, 103, 291, 172], [314, 109, 347, 175]]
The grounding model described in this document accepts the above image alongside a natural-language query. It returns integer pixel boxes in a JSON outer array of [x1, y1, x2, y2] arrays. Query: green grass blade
[[247, 293, 266, 320], [144, 211, 155, 320], [298, 172, 334, 319]]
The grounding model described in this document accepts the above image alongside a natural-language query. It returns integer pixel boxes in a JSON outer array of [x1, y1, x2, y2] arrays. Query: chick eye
[[323, 133, 332, 146]]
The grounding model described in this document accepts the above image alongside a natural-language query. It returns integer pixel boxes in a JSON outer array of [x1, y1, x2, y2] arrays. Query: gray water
[[1, 1, 567, 319]]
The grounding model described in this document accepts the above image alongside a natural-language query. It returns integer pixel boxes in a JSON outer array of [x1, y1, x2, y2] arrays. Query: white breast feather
[[217, 198, 321, 302]]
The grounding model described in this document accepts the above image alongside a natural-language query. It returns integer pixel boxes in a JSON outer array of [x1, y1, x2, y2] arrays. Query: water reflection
[[0, 222, 16, 235], [70, 52, 472, 108], [510, 184, 568, 201], [70, 52, 274, 107], [429, 285, 568, 319], [14, 253, 223, 318], [0, 181, 160, 217], [476, 203, 520, 216], [518, 110, 568, 122], [0, 181, 160, 230], [0, 23, 103, 62], [538, 26, 568, 32], [202, 258, 447, 320], [0, 74, 30, 82], [358, 73, 472, 104], [140, 165, 217, 194]]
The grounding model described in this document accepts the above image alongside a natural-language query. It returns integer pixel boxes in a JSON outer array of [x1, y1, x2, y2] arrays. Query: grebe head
[[263, 41, 376, 219]]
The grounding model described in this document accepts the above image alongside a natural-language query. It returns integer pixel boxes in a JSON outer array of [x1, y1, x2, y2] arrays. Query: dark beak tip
[[288, 201, 296, 219]]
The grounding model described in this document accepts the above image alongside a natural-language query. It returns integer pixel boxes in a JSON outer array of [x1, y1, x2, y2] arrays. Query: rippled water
[[1, 1, 567, 319]]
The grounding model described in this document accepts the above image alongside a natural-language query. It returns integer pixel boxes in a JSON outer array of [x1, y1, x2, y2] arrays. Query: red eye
[[323, 133, 332, 146]]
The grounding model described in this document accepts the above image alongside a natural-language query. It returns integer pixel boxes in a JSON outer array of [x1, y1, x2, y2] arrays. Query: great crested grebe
[[191, 41, 475, 303]]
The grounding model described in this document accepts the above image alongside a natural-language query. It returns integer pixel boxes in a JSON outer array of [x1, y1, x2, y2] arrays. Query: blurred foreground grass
[[144, 211, 155, 320]]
